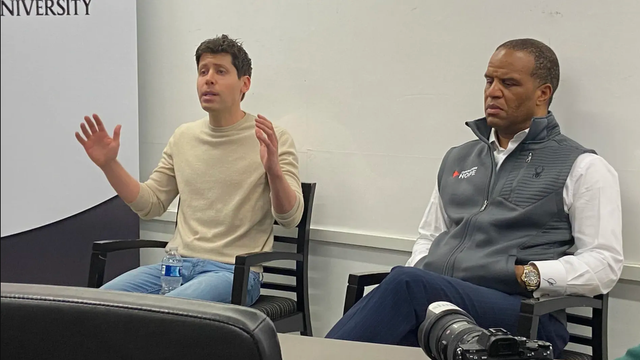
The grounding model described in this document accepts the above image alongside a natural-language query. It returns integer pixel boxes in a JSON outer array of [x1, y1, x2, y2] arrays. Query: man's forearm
[[267, 170, 297, 215], [100, 160, 141, 204]]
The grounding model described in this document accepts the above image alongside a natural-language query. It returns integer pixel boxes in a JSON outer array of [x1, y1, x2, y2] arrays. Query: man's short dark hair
[[195, 34, 252, 78], [497, 38, 560, 106]]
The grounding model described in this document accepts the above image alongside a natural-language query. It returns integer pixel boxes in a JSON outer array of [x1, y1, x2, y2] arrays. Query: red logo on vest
[[454, 167, 478, 179]]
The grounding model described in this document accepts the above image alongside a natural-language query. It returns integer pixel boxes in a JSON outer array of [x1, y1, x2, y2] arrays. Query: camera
[[418, 302, 553, 360]]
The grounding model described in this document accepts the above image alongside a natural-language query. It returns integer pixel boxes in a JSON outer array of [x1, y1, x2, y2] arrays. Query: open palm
[[75, 114, 122, 168], [255, 114, 280, 175]]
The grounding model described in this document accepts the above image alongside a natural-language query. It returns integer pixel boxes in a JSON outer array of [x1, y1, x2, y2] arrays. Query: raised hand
[[75, 114, 122, 168], [254, 114, 281, 176]]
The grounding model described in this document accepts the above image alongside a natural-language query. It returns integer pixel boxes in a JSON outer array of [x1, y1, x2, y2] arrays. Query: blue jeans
[[101, 258, 262, 305], [326, 266, 569, 358]]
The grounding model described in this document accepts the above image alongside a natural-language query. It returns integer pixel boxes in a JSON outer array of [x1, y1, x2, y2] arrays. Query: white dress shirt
[[406, 129, 624, 298]]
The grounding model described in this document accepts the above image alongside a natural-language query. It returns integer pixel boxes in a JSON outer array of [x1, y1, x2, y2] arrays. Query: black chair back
[[1, 283, 282, 360], [563, 294, 609, 360], [260, 182, 316, 335]]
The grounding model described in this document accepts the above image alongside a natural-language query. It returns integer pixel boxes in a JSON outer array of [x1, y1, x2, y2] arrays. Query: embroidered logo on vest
[[453, 167, 478, 179]]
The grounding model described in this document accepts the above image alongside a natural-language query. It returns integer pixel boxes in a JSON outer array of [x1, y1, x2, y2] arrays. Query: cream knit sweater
[[128, 113, 303, 269]]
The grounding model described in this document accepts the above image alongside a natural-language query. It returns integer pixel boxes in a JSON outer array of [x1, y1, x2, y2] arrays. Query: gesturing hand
[[255, 114, 281, 176], [75, 114, 122, 169]]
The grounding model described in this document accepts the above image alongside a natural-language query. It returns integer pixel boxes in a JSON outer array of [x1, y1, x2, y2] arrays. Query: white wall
[[135, 0, 640, 358]]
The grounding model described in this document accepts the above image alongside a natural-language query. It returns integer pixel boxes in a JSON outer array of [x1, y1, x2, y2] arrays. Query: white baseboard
[[151, 209, 640, 282]]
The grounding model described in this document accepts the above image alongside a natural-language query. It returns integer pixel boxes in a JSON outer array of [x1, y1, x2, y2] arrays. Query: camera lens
[[418, 302, 484, 360], [434, 313, 481, 360], [419, 302, 554, 360]]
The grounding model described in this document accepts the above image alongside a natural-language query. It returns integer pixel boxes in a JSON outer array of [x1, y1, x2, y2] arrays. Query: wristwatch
[[521, 265, 540, 292]]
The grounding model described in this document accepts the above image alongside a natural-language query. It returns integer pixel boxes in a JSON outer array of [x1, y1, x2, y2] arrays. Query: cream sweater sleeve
[[273, 127, 304, 228], [127, 133, 179, 220]]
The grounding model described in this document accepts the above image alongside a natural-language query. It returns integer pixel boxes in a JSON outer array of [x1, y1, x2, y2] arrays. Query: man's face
[[484, 49, 541, 134], [197, 53, 249, 113]]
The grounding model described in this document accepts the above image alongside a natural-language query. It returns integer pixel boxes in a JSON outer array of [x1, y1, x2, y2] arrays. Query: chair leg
[[519, 313, 539, 340], [592, 294, 609, 360], [87, 251, 107, 288], [297, 265, 313, 336], [517, 300, 539, 340], [301, 307, 313, 336]]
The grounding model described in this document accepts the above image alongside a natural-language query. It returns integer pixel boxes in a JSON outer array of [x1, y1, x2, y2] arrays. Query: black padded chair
[[1, 282, 282, 360], [343, 271, 609, 360], [87, 182, 316, 336]]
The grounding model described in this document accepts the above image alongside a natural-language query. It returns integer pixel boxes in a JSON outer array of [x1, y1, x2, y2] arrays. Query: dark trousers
[[326, 266, 569, 358]]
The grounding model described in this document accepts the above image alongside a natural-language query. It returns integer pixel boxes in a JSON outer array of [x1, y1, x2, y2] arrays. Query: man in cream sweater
[[75, 35, 304, 305]]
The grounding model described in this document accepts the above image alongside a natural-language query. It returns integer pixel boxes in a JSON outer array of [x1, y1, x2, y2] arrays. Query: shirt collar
[[489, 128, 530, 151]]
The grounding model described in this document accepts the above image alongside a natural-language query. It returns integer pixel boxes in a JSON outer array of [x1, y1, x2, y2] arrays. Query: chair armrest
[[87, 239, 167, 288], [517, 295, 603, 339], [520, 295, 603, 316], [231, 251, 303, 306], [348, 271, 391, 287], [234, 251, 303, 267], [92, 239, 168, 253], [343, 271, 391, 315]]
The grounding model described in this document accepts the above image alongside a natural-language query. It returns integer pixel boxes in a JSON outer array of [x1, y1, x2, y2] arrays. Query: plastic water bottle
[[160, 247, 183, 295]]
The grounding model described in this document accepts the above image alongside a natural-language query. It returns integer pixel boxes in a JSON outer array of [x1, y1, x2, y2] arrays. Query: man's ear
[[537, 83, 553, 106], [241, 76, 251, 99]]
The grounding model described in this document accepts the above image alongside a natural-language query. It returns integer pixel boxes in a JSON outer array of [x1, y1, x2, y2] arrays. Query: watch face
[[524, 270, 539, 285]]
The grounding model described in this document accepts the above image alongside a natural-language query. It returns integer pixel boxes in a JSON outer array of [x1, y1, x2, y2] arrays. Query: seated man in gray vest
[[326, 38, 623, 358]]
